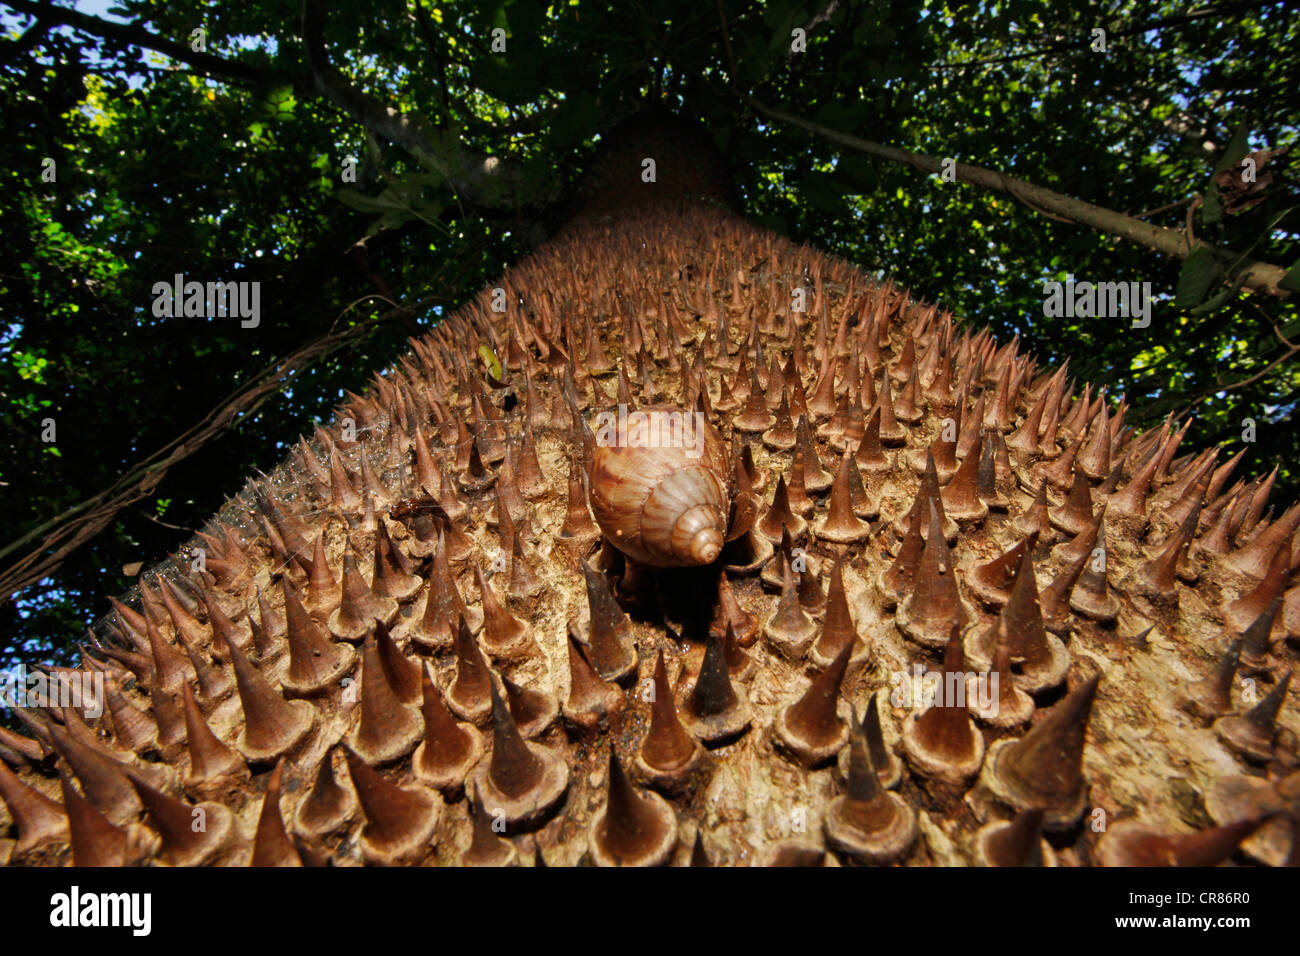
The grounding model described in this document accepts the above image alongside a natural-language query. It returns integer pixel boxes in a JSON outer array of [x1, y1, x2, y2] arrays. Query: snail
[[588, 405, 731, 566]]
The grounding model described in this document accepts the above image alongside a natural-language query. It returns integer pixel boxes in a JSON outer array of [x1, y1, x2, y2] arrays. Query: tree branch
[[299, 0, 534, 212], [412, 0, 452, 124], [4, 0, 287, 87], [735, 94, 1292, 298], [300, 0, 437, 160], [4, 0, 532, 213], [716, 0, 740, 83]]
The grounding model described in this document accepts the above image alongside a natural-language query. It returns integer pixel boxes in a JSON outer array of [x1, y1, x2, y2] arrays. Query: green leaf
[[260, 85, 296, 122], [1279, 258, 1300, 294], [335, 189, 405, 214], [1188, 281, 1239, 315], [1203, 122, 1251, 225], [1212, 123, 1252, 175], [1175, 247, 1220, 309], [1202, 185, 1224, 225], [365, 210, 411, 237]]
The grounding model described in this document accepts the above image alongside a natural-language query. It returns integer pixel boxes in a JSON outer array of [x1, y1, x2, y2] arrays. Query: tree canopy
[[2, 0, 1297, 665]]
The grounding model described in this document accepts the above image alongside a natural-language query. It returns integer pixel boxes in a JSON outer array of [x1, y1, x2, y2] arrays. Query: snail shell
[[589, 406, 729, 566]]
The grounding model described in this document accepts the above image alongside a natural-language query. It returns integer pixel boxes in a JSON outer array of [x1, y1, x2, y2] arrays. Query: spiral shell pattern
[[588, 407, 728, 566]]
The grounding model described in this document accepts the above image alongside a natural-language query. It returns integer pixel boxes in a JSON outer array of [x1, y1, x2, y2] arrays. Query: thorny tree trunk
[[1, 110, 1297, 868]]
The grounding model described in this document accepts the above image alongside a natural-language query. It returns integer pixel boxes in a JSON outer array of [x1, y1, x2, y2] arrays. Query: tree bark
[[4, 110, 1294, 871]]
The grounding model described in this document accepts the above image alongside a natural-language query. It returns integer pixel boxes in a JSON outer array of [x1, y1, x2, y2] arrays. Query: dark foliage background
[[1, 0, 1296, 666]]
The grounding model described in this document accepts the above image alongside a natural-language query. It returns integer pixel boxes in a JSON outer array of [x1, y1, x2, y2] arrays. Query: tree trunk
[[2, 110, 1295, 869]]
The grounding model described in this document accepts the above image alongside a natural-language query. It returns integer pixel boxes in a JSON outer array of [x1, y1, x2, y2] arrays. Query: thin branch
[[1130, 196, 1195, 220], [1187, 343, 1299, 405], [1185, 195, 1202, 246], [0, 291, 442, 605], [138, 511, 193, 533], [722, 87, 1292, 297], [1256, 300, 1299, 350]]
